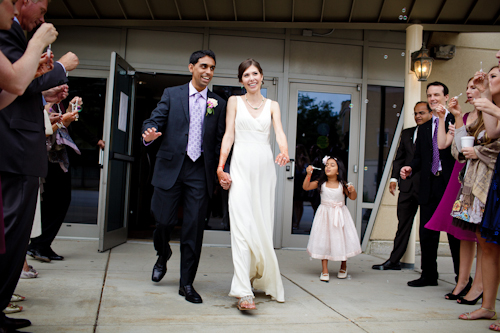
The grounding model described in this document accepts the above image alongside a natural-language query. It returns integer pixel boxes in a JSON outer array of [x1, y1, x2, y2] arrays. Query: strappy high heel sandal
[[237, 295, 256, 311], [459, 307, 497, 320]]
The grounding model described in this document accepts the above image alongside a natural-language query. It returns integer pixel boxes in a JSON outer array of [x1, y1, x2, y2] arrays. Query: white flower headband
[[322, 155, 331, 165]]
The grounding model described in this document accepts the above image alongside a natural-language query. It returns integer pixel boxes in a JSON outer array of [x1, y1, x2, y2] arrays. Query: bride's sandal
[[490, 320, 500, 331], [459, 307, 497, 320], [237, 295, 256, 311]]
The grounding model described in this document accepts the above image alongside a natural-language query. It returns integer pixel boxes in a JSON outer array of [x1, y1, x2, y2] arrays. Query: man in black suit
[[142, 50, 226, 304], [401, 82, 461, 287], [0, 0, 79, 331], [372, 102, 432, 270]]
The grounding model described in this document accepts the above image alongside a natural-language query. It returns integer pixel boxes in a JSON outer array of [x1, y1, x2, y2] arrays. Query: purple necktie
[[187, 93, 204, 162], [431, 118, 439, 175]]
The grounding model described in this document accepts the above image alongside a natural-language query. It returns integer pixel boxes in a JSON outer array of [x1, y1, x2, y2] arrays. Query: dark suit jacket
[[410, 113, 455, 205], [0, 21, 68, 177], [392, 126, 420, 195], [141, 83, 226, 197]]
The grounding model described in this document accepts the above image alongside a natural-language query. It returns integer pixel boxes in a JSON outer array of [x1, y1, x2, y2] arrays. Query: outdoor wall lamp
[[411, 45, 434, 81]]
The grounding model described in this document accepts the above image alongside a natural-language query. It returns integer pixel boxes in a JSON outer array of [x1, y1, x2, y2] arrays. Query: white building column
[[400, 24, 423, 268]]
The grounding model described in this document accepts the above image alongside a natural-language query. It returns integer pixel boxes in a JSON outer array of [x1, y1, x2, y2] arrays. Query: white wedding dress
[[228, 96, 285, 302]]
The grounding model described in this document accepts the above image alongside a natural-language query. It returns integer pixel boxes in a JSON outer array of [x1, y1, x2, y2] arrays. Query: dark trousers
[[389, 189, 419, 264], [152, 155, 208, 287], [29, 163, 71, 251], [419, 174, 461, 280], [0, 172, 38, 313]]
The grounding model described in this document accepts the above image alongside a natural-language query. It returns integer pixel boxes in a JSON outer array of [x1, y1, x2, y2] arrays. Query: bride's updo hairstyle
[[238, 58, 264, 84]]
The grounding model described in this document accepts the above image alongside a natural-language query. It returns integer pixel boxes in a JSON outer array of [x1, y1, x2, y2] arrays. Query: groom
[[142, 50, 226, 303]]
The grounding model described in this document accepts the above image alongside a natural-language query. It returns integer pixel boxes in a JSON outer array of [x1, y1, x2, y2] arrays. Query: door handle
[[98, 149, 104, 169], [287, 159, 295, 180], [353, 164, 358, 173]]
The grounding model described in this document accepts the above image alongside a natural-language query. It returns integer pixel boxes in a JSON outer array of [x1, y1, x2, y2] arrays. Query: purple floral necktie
[[431, 117, 439, 175], [187, 93, 204, 162]]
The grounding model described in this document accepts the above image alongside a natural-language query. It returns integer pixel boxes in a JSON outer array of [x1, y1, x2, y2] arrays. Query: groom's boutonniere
[[206, 98, 218, 116]]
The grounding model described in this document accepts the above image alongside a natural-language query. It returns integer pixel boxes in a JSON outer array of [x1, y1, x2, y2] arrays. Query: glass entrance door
[[97, 52, 136, 252], [281, 83, 360, 248]]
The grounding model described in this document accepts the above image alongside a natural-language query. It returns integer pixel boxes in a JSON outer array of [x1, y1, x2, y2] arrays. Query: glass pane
[[292, 91, 352, 235], [63, 77, 106, 225], [363, 86, 404, 203], [361, 208, 372, 240]]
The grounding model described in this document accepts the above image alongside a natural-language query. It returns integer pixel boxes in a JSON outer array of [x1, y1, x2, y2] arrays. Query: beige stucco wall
[[370, 32, 500, 244]]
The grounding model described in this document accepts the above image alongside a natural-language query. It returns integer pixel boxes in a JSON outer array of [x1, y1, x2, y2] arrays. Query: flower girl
[[303, 156, 361, 281]]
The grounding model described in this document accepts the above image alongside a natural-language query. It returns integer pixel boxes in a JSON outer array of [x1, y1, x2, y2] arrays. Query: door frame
[[281, 82, 361, 249]]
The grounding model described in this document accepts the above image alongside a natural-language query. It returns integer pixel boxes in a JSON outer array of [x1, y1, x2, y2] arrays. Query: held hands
[[400, 166, 412, 180], [217, 168, 232, 190], [462, 146, 478, 159], [389, 181, 397, 196], [142, 127, 162, 142], [275, 152, 290, 167]]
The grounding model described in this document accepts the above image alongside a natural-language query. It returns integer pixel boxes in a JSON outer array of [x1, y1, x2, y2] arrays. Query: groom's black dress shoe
[[407, 276, 438, 287], [46, 248, 64, 261], [372, 260, 401, 270], [1, 316, 31, 330], [179, 285, 203, 303], [26, 248, 50, 262], [151, 256, 167, 282]]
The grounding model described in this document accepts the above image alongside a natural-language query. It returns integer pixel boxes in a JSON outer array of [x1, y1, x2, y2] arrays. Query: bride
[[217, 59, 289, 310]]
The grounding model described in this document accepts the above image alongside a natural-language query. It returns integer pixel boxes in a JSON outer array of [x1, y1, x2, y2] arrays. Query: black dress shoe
[[407, 276, 438, 287], [372, 260, 401, 270], [179, 285, 202, 303], [26, 248, 51, 263], [46, 248, 64, 261], [151, 256, 167, 282], [1, 316, 31, 329]]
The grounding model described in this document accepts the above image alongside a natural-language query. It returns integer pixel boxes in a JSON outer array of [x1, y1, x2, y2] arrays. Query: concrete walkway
[[9, 239, 497, 332]]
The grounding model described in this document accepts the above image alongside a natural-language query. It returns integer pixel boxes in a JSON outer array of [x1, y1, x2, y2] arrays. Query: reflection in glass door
[[282, 84, 360, 249], [359, 86, 404, 242], [292, 91, 352, 235]]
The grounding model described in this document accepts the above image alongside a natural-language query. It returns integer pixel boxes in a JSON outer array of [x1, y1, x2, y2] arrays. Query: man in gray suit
[[142, 50, 226, 304]]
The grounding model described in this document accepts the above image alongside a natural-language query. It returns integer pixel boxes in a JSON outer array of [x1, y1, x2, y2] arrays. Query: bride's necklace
[[245, 94, 264, 110]]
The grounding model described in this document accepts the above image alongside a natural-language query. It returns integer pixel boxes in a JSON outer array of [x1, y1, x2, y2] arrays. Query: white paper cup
[[461, 136, 475, 148]]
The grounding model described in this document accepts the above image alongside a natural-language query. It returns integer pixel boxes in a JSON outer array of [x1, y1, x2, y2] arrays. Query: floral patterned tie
[[187, 93, 203, 162], [431, 117, 439, 175]]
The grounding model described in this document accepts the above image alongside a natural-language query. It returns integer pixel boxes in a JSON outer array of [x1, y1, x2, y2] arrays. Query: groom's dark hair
[[189, 50, 216, 65]]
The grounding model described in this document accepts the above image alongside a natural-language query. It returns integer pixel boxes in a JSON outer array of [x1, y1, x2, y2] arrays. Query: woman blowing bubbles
[[217, 59, 289, 310]]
